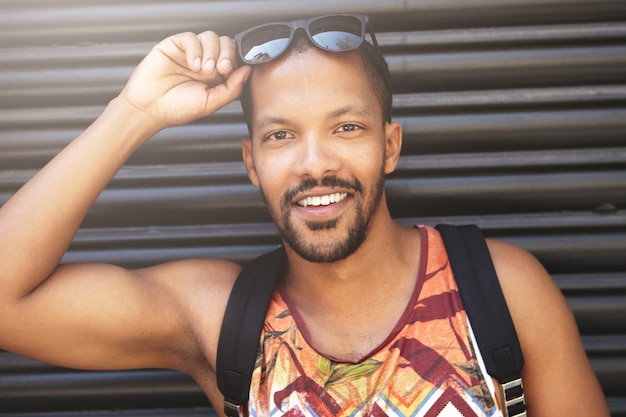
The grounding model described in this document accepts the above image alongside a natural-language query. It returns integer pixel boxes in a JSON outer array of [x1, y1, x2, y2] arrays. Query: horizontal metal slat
[[0, 356, 206, 413], [68, 223, 280, 250], [0, 100, 241, 129], [555, 273, 626, 293], [0, 68, 132, 110], [403, 210, 626, 231], [568, 295, 626, 334], [500, 232, 626, 273], [388, 45, 626, 93], [399, 108, 626, 154], [386, 170, 626, 218], [0, 368, 208, 413], [393, 85, 626, 113], [380, 22, 626, 49], [0, 123, 248, 169], [584, 335, 626, 356], [394, 147, 626, 174], [61, 244, 280, 268]]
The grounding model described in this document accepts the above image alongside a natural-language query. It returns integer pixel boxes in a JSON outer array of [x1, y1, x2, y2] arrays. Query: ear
[[241, 138, 260, 187], [383, 121, 402, 174]]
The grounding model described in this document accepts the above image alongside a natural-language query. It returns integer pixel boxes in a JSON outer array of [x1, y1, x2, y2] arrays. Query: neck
[[281, 215, 421, 317], [279, 216, 423, 362]]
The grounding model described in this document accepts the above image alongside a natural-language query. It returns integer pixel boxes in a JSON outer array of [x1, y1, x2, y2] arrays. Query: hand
[[119, 31, 252, 130]]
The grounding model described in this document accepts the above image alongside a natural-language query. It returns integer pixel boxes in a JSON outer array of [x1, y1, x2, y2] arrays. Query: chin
[[282, 222, 368, 264]]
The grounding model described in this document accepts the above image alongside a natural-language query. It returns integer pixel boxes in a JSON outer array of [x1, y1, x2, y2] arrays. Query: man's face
[[242, 48, 400, 263]]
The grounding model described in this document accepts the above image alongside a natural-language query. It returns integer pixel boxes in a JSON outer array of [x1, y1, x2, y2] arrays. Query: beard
[[261, 170, 386, 264]]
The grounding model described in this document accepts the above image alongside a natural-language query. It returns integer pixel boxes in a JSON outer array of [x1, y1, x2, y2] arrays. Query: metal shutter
[[1, 0, 625, 415]]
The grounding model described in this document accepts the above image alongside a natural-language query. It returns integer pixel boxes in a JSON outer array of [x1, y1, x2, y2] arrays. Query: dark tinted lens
[[241, 24, 292, 63], [309, 15, 364, 51]]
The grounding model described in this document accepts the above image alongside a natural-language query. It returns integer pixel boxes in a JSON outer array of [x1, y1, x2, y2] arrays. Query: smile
[[296, 192, 348, 207]]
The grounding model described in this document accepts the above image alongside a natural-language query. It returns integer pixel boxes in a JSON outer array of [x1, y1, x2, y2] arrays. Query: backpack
[[216, 224, 526, 417]]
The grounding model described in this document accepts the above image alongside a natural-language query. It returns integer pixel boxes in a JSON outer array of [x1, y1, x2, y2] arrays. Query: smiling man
[[0, 14, 609, 417], [242, 46, 394, 264]]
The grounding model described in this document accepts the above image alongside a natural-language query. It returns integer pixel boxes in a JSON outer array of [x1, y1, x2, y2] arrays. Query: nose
[[292, 133, 341, 179]]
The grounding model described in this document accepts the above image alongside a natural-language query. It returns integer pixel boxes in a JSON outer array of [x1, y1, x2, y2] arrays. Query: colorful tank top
[[248, 225, 504, 417]]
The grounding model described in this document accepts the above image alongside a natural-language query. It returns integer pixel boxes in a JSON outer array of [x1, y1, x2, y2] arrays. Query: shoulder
[[484, 239, 573, 338], [484, 239, 609, 416], [483, 239, 568, 353], [485, 239, 555, 305]]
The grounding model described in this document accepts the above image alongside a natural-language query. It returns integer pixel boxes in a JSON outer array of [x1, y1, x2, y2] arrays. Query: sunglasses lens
[[241, 24, 292, 63], [310, 15, 364, 51], [237, 15, 369, 64]]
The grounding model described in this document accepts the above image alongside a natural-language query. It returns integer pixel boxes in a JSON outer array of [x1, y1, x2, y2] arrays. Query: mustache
[[282, 176, 363, 207]]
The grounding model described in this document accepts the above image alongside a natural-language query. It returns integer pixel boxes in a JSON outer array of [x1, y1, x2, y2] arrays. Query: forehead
[[247, 48, 382, 131]]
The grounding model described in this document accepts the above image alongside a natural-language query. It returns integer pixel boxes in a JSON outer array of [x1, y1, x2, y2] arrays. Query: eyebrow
[[328, 105, 374, 119], [255, 105, 375, 131], [254, 116, 290, 131]]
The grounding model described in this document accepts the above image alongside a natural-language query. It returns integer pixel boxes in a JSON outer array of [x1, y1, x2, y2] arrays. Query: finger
[[170, 32, 203, 72], [204, 65, 252, 115], [216, 36, 237, 75], [197, 31, 220, 74]]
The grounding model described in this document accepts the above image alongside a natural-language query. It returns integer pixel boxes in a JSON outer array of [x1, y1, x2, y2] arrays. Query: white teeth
[[297, 192, 347, 207]]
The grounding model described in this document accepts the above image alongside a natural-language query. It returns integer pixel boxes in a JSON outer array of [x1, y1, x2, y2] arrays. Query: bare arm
[[0, 32, 251, 371], [487, 239, 609, 416]]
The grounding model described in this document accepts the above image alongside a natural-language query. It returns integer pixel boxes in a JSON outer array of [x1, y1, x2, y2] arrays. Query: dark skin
[[0, 31, 609, 416]]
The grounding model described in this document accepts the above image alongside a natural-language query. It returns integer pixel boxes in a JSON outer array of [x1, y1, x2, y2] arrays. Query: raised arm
[[0, 32, 251, 371], [487, 239, 609, 416]]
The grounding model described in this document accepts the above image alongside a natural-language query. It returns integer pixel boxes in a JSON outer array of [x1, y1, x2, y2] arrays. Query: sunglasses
[[234, 14, 380, 65]]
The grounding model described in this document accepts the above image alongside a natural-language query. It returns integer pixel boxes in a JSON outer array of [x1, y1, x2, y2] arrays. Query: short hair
[[239, 31, 393, 137]]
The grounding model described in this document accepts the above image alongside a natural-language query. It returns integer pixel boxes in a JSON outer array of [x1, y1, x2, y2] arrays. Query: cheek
[[348, 144, 386, 176], [253, 154, 289, 196]]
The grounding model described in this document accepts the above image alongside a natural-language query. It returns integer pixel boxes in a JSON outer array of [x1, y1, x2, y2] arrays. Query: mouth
[[296, 192, 348, 207]]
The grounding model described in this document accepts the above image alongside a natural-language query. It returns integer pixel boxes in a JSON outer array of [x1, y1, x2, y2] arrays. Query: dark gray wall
[[1, 0, 625, 415]]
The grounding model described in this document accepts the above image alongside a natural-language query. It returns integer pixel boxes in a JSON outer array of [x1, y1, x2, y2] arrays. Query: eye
[[267, 130, 292, 141], [336, 123, 362, 133]]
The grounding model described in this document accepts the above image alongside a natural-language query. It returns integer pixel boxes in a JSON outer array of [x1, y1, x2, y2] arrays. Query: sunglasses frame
[[234, 13, 380, 65]]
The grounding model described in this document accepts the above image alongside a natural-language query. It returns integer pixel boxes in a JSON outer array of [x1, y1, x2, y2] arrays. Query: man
[[0, 14, 609, 417]]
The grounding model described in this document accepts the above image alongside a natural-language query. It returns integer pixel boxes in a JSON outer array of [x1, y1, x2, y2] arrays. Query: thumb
[[204, 65, 252, 115]]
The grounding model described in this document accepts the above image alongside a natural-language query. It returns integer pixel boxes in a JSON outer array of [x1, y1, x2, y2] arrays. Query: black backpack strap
[[436, 224, 526, 417], [216, 246, 286, 417]]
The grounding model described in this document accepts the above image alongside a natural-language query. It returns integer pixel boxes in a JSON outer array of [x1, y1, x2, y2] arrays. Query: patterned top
[[248, 225, 504, 417]]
